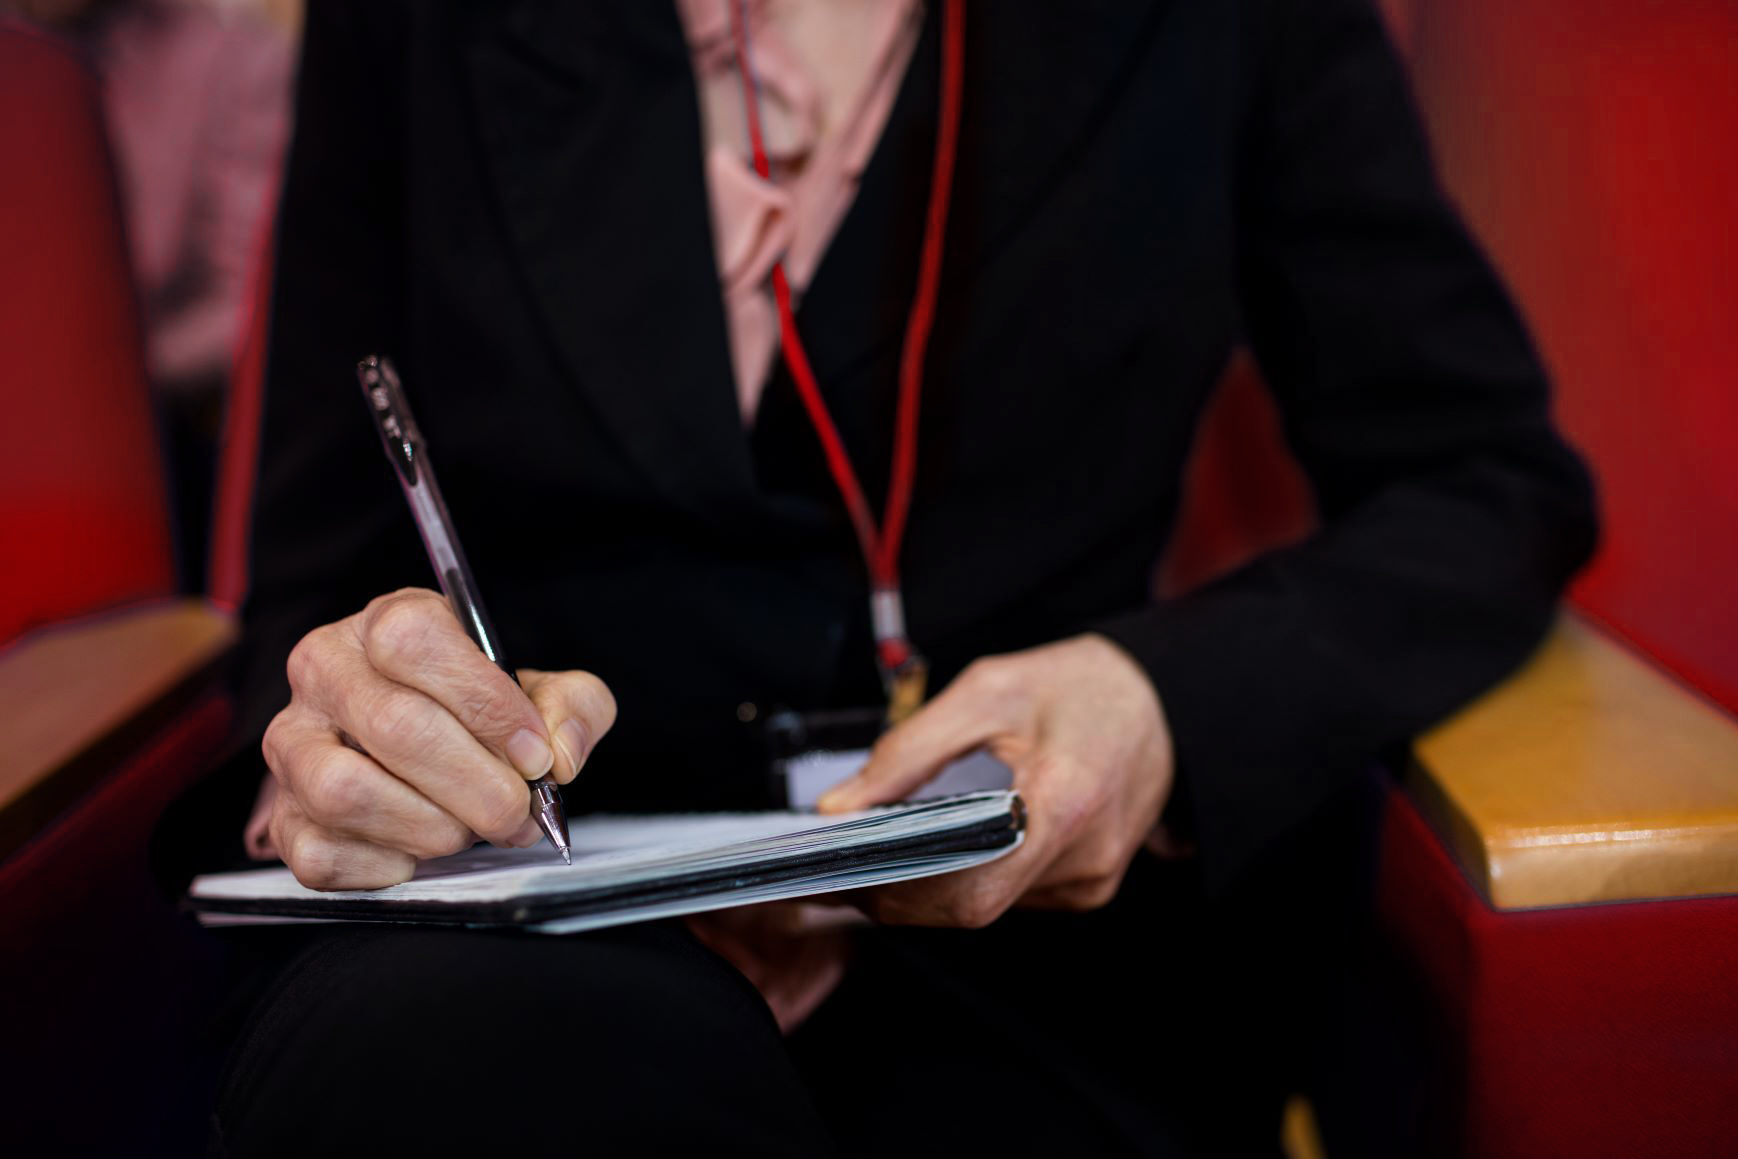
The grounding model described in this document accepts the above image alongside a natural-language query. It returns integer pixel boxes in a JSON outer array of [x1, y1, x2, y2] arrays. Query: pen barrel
[[358, 355, 516, 682], [402, 464, 515, 680]]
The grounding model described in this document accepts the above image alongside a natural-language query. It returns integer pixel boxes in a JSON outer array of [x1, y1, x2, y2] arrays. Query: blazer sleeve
[[150, 0, 427, 883], [1095, 0, 1599, 895], [230, 0, 425, 750]]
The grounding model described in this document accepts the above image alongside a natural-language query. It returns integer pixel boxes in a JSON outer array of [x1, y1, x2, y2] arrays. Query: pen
[[356, 354, 572, 865]]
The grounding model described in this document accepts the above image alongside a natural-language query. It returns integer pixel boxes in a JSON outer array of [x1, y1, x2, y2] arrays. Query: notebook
[[187, 790, 1025, 935]]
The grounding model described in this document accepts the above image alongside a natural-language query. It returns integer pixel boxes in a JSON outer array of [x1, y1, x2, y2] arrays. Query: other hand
[[817, 633, 1173, 926], [257, 588, 616, 890], [686, 903, 868, 1033]]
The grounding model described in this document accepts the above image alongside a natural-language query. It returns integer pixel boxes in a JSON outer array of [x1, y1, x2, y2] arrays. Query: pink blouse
[[676, 0, 923, 421]]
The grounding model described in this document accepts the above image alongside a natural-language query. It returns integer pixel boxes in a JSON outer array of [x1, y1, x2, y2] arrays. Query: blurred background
[[0, 1, 1732, 1155]]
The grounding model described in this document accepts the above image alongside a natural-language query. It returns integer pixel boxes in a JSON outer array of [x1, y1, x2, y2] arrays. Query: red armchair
[[0, 19, 238, 1153], [1173, 3, 1738, 1155], [1374, 2, 1738, 1154]]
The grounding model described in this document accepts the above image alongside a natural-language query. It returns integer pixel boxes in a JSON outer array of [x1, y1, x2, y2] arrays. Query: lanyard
[[729, 0, 965, 723]]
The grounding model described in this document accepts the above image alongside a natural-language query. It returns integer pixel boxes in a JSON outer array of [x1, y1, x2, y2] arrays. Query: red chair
[[0, 19, 238, 1153], [1169, 3, 1738, 1155], [1380, 2, 1738, 1155]]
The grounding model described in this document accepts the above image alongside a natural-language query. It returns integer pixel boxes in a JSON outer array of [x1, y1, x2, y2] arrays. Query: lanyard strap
[[729, 0, 965, 697]]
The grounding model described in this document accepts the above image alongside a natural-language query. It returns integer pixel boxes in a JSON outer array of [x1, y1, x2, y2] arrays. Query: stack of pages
[[188, 790, 1024, 935]]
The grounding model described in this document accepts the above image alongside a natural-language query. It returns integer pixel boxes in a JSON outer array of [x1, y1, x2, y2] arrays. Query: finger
[[519, 668, 617, 784], [849, 801, 1060, 928], [267, 710, 484, 860], [308, 641, 539, 845], [1015, 821, 1141, 913], [269, 790, 416, 891], [849, 844, 1041, 928], [817, 659, 1027, 812], [351, 588, 554, 780], [847, 741, 1105, 926]]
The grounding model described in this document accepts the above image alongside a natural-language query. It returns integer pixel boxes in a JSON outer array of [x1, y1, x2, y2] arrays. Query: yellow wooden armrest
[[1409, 612, 1738, 910], [0, 598, 237, 860]]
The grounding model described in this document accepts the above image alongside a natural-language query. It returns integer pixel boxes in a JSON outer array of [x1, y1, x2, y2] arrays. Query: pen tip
[[561, 848, 572, 866]]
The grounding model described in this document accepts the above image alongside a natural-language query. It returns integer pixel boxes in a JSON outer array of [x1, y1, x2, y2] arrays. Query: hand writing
[[256, 588, 616, 889]]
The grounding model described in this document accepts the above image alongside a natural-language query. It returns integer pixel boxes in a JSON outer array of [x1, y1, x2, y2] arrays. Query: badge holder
[[765, 705, 887, 809]]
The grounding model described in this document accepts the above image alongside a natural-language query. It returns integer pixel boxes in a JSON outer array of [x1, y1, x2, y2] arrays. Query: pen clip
[[358, 355, 421, 489]]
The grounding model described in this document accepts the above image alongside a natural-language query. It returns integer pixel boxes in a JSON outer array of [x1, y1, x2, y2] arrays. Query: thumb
[[817, 679, 1002, 813], [518, 668, 618, 784]]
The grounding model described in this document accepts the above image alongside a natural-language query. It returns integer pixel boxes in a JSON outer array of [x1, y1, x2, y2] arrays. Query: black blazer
[[230, 0, 1596, 895]]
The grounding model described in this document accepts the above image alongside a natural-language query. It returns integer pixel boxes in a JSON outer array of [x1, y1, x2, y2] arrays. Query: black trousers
[[208, 823, 1383, 1159]]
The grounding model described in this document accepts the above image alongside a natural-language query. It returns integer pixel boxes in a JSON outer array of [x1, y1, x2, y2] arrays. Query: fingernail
[[506, 728, 554, 778], [554, 719, 588, 777]]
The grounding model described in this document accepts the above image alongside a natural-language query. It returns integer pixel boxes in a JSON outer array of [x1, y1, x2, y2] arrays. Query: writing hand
[[817, 633, 1174, 926], [257, 588, 616, 889]]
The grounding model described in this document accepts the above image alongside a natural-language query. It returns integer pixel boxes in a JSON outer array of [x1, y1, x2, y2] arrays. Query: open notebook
[[188, 790, 1024, 935]]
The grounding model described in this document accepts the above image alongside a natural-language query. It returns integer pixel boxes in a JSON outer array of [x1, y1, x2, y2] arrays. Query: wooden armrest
[[0, 598, 237, 859], [1409, 613, 1738, 909]]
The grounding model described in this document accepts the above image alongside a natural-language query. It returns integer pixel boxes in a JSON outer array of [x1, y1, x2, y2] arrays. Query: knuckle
[[954, 902, 996, 930], [302, 750, 365, 824], [363, 595, 440, 672], [957, 656, 1026, 718], [260, 714, 290, 774], [362, 587, 439, 623], [1085, 842, 1128, 884], [287, 828, 341, 891], [960, 656, 1006, 693], [1079, 877, 1121, 910], [1052, 878, 1118, 913], [285, 629, 330, 695], [952, 883, 1007, 929], [574, 672, 618, 731]]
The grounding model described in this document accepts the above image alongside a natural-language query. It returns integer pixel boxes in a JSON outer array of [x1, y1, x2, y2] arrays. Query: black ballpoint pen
[[356, 355, 572, 864]]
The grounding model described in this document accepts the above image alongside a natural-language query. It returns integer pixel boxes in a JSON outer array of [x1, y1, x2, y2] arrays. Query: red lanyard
[[729, 0, 965, 715]]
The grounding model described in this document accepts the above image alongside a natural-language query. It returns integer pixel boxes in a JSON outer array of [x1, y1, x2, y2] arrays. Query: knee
[[217, 925, 813, 1156]]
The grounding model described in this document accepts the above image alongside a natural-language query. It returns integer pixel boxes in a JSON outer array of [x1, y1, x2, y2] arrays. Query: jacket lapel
[[467, 0, 1169, 523], [468, 0, 760, 529], [795, 0, 1172, 391]]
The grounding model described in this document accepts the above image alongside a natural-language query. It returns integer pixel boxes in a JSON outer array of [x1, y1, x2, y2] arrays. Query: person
[[184, 0, 1598, 1154]]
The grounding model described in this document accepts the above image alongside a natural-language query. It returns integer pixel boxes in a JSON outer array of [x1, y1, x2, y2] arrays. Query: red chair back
[[0, 19, 174, 644], [1403, 0, 1738, 712]]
